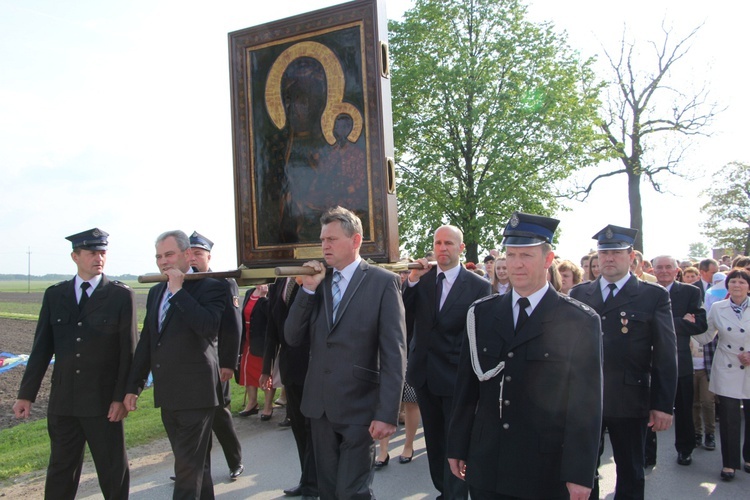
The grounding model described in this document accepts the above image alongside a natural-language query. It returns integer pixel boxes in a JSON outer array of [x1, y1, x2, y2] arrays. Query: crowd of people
[[11, 209, 750, 500]]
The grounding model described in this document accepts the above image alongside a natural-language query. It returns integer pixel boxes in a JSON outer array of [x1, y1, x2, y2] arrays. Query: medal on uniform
[[621, 316, 628, 334]]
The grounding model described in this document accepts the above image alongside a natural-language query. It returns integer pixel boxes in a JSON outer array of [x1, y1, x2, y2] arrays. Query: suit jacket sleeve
[[127, 287, 156, 394], [673, 285, 708, 337], [692, 304, 720, 346], [113, 285, 138, 402], [17, 288, 56, 401], [169, 281, 225, 340], [560, 310, 603, 488], [446, 322, 481, 460], [284, 287, 317, 348], [217, 279, 241, 369], [373, 273, 407, 424], [649, 287, 678, 414]]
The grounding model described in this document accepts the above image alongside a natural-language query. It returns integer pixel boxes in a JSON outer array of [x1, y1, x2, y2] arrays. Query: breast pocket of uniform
[[526, 342, 566, 363], [90, 314, 118, 335], [620, 310, 651, 334]]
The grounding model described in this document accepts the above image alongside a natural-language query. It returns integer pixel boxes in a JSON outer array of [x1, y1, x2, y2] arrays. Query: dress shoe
[[260, 410, 273, 421], [744, 462, 750, 473], [169, 476, 176, 481], [283, 483, 303, 496], [278, 416, 292, 427], [239, 405, 259, 417], [374, 454, 390, 469], [229, 464, 244, 480], [721, 468, 735, 481], [677, 452, 692, 466], [398, 452, 413, 464], [704, 434, 716, 450], [644, 458, 656, 468]]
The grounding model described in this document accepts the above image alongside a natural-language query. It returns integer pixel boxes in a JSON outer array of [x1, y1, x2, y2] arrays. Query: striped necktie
[[159, 290, 173, 330], [332, 271, 342, 321]]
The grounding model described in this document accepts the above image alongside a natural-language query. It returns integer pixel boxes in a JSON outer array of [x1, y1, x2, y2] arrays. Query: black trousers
[[592, 417, 648, 500], [645, 374, 694, 462], [45, 414, 129, 500], [286, 382, 318, 496], [716, 395, 750, 469], [415, 385, 468, 500], [469, 484, 568, 500], [162, 407, 216, 500], [212, 381, 242, 470], [310, 415, 374, 500]]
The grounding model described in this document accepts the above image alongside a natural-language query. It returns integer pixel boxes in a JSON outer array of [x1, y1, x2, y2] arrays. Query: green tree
[[687, 242, 709, 261], [389, 0, 605, 262], [572, 24, 719, 252], [701, 161, 750, 255]]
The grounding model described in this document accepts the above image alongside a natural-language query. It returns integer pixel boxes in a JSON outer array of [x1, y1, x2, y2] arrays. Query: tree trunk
[[628, 171, 644, 252], [465, 242, 479, 266]]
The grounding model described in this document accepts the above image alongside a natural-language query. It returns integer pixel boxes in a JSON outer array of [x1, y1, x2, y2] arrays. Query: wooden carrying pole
[[137, 270, 243, 284], [274, 261, 437, 277]]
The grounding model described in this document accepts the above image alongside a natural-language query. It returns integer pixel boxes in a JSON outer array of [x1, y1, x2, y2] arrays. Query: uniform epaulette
[[51, 280, 66, 287], [471, 293, 501, 308], [561, 294, 597, 316], [111, 280, 131, 289]]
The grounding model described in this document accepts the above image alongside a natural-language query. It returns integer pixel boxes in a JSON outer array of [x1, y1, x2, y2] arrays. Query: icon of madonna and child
[[251, 27, 372, 247]]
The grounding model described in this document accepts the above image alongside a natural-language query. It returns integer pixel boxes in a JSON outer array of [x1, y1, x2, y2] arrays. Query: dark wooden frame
[[229, 0, 398, 268]]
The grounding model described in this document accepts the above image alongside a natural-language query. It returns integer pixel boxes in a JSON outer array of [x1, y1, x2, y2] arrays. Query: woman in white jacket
[[693, 268, 750, 480]]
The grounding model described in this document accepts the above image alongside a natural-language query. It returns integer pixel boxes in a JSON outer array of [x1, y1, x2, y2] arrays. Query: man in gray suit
[[285, 206, 407, 499]]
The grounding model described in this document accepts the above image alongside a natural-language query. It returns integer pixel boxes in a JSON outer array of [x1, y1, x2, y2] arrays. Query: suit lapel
[[600, 275, 637, 315], [440, 267, 465, 315], [330, 261, 368, 331], [62, 279, 79, 318], [493, 293, 516, 345], [152, 282, 168, 336], [509, 287, 558, 349], [79, 275, 110, 318]]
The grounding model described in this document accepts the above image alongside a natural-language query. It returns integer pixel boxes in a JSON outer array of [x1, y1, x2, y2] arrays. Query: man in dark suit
[[570, 225, 677, 499], [447, 212, 602, 499], [125, 230, 226, 500], [644, 255, 707, 467], [285, 206, 406, 499], [695, 258, 719, 301], [261, 276, 318, 498], [188, 231, 244, 480], [14, 228, 137, 500], [403, 225, 491, 499]]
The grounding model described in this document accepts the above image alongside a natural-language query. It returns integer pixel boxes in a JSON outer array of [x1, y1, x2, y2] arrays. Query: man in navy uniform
[[448, 212, 603, 499], [570, 225, 677, 499], [14, 228, 137, 500], [188, 231, 244, 481]]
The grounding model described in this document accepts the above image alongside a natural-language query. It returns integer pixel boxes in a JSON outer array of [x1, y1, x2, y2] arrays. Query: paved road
[[72, 411, 745, 499]]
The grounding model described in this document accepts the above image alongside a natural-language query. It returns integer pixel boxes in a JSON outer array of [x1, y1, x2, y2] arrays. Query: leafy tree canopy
[[702, 161, 750, 256], [389, 0, 606, 262]]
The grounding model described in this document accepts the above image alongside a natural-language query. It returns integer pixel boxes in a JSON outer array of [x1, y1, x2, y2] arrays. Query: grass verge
[[0, 382, 259, 481]]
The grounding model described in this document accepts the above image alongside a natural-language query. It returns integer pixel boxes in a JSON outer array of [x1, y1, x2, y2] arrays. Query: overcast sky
[[0, 0, 745, 276]]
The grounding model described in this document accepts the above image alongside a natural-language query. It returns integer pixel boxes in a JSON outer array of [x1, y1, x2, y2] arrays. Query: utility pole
[[27, 247, 31, 293]]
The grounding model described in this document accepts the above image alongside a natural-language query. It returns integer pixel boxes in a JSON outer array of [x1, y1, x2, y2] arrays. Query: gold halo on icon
[[265, 41, 363, 146]]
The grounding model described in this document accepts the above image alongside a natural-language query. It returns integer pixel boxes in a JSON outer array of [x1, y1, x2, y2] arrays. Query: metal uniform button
[[76, 337, 82, 342], [155, 364, 160, 369], [602, 315, 606, 320], [544, 353, 549, 358], [507, 352, 514, 358], [76, 353, 80, 358], [504, 400, 510, 406], [505, 375, 512, 382], [157, 342, 161, 347], [483, 347, 487, 352], [77, 322, 83, 326], [75, 369, 80, 374], [502, 423, 510, 429]]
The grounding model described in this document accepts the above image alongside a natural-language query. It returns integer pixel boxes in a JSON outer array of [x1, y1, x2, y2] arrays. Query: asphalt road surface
[[68, 411, 746, 499]]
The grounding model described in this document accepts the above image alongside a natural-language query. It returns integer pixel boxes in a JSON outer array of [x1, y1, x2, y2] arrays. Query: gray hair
[[320, 206, 363, 237], [652, 255, 678, 268], [156, 230, 190, 251]]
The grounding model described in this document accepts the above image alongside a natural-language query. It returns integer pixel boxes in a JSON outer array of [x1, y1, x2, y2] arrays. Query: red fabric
[[239, 297, 263, 387]]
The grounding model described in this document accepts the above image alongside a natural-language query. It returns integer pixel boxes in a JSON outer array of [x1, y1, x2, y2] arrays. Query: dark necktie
[[284, 279, 298, 305], [79, 282, 91, 311], [436, 272, 446, 312], [604, 283, 617, 304], [332, 271, 342, 321], [515, 297, 530, 333]]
